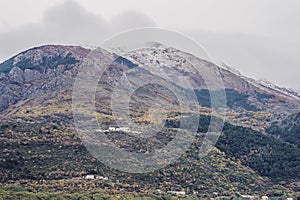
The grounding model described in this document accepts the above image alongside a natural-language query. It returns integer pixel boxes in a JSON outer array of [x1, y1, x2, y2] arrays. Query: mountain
[[1, 45, 299, 130], [0, 45, 300, 199]]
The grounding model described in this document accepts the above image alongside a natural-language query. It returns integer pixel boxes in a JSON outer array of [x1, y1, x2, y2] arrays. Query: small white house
[[85, 175, 95, 179], [108, 127, 116, 131], [286, 198, 293, 200], [117, 127, 130, 132], [261, 196, 269, 200], [241, 195, 255, 200], [168, 191, 186, 196], [96, 176, 109, 180]]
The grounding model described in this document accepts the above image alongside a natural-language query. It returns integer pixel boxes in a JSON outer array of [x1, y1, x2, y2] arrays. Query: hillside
[[0, 44, 300, 199], [1, 117, 300, 198], [266, 112, 300, 148]]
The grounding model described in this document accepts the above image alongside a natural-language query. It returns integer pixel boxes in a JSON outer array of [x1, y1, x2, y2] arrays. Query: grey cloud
[[0, 0, 156, 62], [43, 0, 109, 41], [110, 10, 156, 33], [1, 0, 299, 91]]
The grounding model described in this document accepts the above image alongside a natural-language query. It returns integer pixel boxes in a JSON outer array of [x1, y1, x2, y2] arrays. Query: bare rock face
[[0, 45, 91, 113], [24, 69, 41, 82], [8, 66, 24, 84], [0, 94, 17, 110], [0, 73, 5, 80]]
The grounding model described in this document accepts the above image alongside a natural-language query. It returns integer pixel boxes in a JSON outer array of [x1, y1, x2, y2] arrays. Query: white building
[[116, 127, 130, 132], [241, 195, 255, 200], [108, 127, 131, 132], [108, 127, 116, 131], [261, 196, 268, 200], [168, 191, 186, 196], [85, 175, 95, 179], [96, 176, 109, 180]]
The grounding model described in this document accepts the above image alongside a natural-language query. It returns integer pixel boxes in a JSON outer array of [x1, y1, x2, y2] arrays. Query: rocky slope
[[0, 45, 90, 116], [123, 46, 300, 112], [1, 44, 299, 131]]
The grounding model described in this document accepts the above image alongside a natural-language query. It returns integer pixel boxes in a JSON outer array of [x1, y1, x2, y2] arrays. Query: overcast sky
[[0, 0, 299, 90]]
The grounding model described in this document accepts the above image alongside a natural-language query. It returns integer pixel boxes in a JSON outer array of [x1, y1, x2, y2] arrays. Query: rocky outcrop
[[0, 73, 5, 80], [24, 69, 41, 82], [0, 45, 91, 113], [8, 66, 24, 84]]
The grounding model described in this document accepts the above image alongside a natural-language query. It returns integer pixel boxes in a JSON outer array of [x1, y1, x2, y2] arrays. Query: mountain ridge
[[1, 44, 299, 129]]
